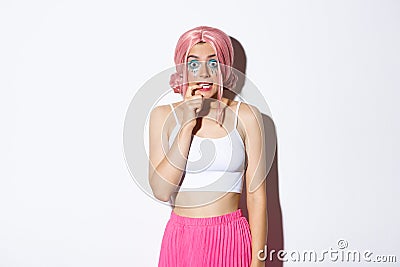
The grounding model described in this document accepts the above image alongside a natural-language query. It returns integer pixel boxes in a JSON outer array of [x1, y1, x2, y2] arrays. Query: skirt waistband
[[169, 209, 243, 226]]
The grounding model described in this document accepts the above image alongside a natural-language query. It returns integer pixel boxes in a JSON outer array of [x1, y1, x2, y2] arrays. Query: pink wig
[[169, 26, 238, 125]]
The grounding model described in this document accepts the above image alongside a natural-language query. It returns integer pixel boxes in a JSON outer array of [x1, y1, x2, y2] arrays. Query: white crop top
[[168, 101, 246, 193]]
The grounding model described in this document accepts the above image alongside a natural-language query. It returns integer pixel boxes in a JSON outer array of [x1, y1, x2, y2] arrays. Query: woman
[[148, 26, 267, 267]]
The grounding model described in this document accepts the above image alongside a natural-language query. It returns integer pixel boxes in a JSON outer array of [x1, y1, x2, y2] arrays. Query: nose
[[198, 61, 210, 78]]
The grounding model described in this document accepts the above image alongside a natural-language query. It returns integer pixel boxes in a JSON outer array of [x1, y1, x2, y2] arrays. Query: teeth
[[199, 83, 212, 88]]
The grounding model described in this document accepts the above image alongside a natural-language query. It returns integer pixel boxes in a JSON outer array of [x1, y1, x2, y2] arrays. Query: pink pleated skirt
[[158, 209, 252, 267]]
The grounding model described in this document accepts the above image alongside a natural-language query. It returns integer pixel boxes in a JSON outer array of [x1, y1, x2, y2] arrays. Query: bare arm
[[148, 85, 204, 202], [148, 105, 193, 202], [242, 103, 268, 267]]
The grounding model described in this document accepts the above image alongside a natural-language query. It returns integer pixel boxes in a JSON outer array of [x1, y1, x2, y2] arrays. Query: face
[[186, 42, 220, 98]]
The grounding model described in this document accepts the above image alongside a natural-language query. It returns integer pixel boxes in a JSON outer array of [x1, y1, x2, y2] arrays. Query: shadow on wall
[[230, 37, 284, 267]]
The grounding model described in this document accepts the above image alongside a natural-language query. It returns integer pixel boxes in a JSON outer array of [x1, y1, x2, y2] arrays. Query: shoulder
[[150, 101, 182, 114], [149, 104, 171, 125], [237, 102, 262, 122], [149, 104, 169, 119], [237, 102, 263, 138], [149, 102, 183, 126]]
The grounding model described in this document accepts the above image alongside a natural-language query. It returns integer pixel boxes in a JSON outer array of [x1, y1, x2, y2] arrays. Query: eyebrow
[[187, 54, 216, 59]]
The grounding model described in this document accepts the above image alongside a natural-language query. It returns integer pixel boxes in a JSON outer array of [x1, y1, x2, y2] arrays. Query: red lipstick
[[197, 82, 213, 91]]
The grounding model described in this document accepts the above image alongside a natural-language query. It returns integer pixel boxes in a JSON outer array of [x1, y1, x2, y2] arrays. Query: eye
[[208, 59, 218, 69], [188, 60, 200, 70]]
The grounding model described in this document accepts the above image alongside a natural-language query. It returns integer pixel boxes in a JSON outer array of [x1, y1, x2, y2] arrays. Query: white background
[[1, 0, 399, 266]]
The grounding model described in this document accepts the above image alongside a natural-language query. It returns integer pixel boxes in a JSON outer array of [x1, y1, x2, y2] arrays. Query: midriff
[[172, 191, 241, 218]]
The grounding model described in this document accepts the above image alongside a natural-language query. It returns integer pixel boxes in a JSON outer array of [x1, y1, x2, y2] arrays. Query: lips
[[197, 82, 213, 91]]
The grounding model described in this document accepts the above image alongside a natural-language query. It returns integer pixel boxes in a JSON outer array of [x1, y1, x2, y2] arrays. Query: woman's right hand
[[181, 83, 204, 129]]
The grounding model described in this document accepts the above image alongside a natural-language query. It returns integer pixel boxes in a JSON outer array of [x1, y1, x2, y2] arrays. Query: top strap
[[234, 101, 242, 129], [169, 103, 180, 125]]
